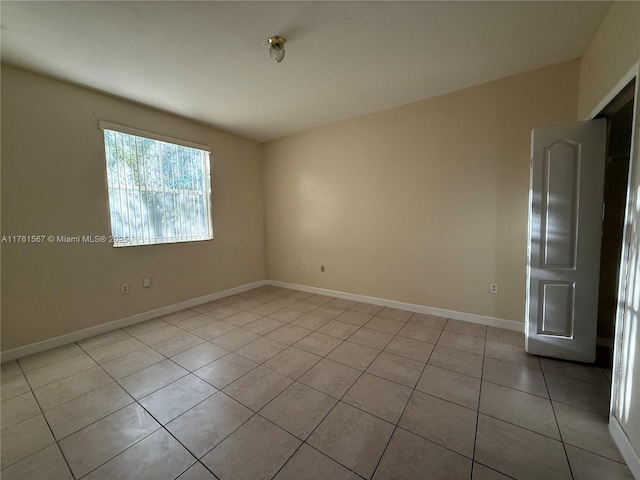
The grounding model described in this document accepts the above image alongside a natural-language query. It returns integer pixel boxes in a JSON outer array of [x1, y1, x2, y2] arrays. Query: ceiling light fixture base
[[267, 35, 286, 64]]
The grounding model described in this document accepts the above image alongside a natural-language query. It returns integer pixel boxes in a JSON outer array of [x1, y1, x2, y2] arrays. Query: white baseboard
[[610, 416, 640, 479], [268, 280, 523, 332], [1, 278, 523, 363], [0, 280, 268, 362]]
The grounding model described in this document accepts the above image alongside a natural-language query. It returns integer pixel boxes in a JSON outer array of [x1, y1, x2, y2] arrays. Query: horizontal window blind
[[101, 124, 213, 247]]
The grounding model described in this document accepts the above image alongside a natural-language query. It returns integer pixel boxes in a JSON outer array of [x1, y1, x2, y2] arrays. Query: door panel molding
[[539, 281, 575, 337], [526, 119, 606, 362], [541, 140, 581, 269]]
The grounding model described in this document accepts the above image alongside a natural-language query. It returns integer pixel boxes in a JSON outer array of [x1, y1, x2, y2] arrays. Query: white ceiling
[[1, 1, 610, 142]]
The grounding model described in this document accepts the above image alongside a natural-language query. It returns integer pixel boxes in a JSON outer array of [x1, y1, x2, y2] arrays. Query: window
[[99, 121, 213, 247]]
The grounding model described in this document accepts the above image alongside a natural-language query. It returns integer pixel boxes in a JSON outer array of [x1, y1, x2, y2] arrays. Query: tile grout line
[[19, 353, 100, 392], [189, 293, 374, 477], [564, 443, 631, 465], [469, 324, 487, 480], [6, 303, 437, 478], [50, 336, 216, 478], [540, 355, 576, 480], [9, 293, 400, 397], [268, 440, 366, 480], [28, 326, 560, 479], [160, 390, 255, 476], [17, 309, 334, 382], [254, 317, 380, 480], [59, 343, 166, 479], [138, 299, 353, 473], [298, 345, 391, 476], [4, 289, 282, 476], [28, 346, 96, 479], [12, 344, 261, 477], [10, 288, 611, 480], [253, 294, 366, 479], [1, 358, 78, 476], [75, 326, 257, 479], [369, 315, 447, 479], [269, 314, 405, 480]]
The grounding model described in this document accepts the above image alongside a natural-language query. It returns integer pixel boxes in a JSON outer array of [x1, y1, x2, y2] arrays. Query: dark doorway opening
[[595, 80, 635, 369]]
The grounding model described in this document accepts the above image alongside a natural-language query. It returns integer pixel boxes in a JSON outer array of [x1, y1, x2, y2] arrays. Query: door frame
[[588, 60, 640, 477]]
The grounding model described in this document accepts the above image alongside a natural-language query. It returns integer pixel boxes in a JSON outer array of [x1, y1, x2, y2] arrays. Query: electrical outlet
[[489, 283, 498, 294], [302, 262, 307, 271], [143, 277, 152, 288], [121, 283, 129, 295]]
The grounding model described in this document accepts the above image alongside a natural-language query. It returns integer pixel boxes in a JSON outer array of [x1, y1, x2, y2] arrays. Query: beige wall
[[578, 1, 640, 119], [1, 65, 266, 351], [577, 0, 640, 461], [264, 60, 580, 323]]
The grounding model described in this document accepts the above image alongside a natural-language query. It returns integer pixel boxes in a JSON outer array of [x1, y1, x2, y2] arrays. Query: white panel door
[[526, 119, 606, 363]]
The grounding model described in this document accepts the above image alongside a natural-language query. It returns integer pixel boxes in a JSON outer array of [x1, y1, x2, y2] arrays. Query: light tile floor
[[0, 286, 633, 479]]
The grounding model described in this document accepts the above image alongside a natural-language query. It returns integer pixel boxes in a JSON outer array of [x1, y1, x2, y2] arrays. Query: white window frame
[[99, 121, 213, 247]]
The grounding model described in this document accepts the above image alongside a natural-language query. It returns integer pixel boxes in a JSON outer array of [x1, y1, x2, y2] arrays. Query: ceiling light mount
[[267, 35, 286, 64]]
